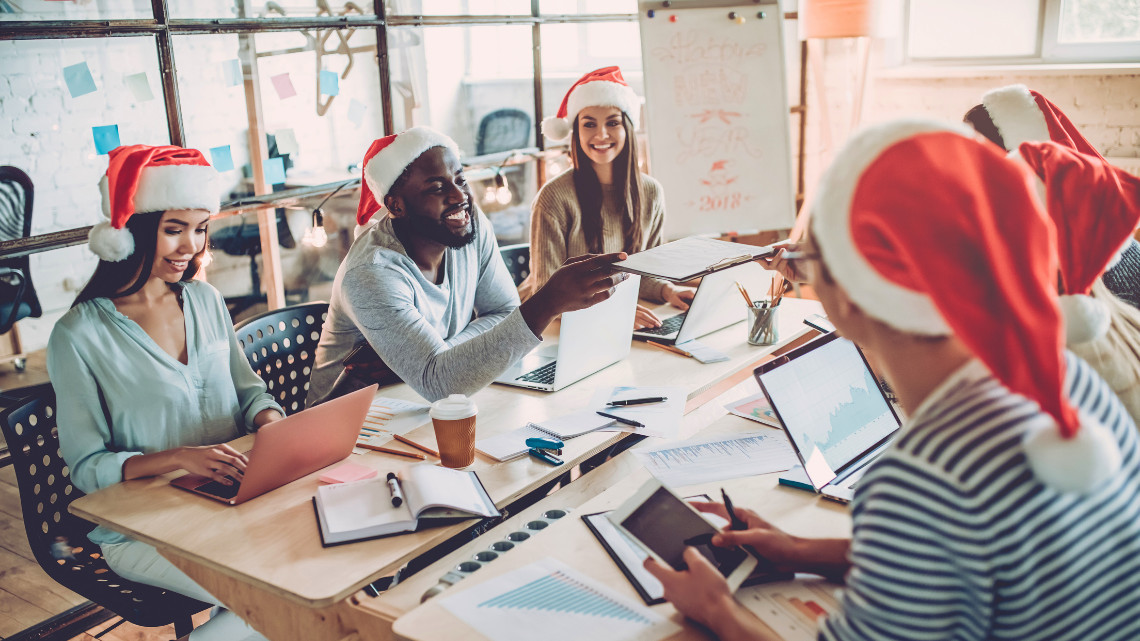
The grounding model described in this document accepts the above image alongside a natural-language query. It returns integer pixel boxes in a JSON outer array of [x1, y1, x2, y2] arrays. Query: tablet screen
[[618, 487, 750, 575]]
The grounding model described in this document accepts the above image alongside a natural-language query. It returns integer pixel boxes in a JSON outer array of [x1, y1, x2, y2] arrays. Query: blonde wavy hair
[[1070, 279, 1140, 427]]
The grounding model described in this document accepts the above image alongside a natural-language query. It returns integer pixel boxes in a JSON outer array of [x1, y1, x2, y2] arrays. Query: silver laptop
[[633, 262, 770, 345], [494, 275, 640, 392], [753, 333, 900, 504]]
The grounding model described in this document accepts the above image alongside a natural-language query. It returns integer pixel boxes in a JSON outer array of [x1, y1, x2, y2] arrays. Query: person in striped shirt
[[645, 120, 1140, 641]]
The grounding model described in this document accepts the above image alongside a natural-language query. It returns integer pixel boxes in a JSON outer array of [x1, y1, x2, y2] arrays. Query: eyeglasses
[[780, 250, 821, 282]]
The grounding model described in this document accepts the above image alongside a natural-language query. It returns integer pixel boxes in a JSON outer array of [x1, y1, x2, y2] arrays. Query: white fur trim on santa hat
[[812, 119, 976, 336], [545, 80, 640, 143], [88, 220, 134, 262], [1023, 409, 1122, 494], [982, 84, 1051, 152], [1059, 293, 1111, 345], [363, 127, 459, 204], [99, 165, 220, 217]]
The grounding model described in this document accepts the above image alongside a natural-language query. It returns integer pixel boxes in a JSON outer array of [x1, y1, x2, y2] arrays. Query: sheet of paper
[[223, 59, 242, 87], [737, 579, 839, 641], [634, 431, 796, 487], [319, 69, 340, 96], [63, 61, 97, 98], [124, 72, 154, 102], [355, 397, 431, 452], [533, 411, 614, 439], [347, 98, 366, 126], [590, 386, 685, 440], [92, 125, 120, 155], [270, 72, 296, 99], [275, 128, 299, 155], [677, 339, 730, 364], [264, 157, 286, 185], [725, 391, 782, 427], [613, 236, 773, 281], [441, 558, 680, 641], [209, 145, 234, 172]]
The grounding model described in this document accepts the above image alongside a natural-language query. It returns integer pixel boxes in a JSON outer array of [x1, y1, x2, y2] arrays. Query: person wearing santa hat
[[49, 144, 283, 641], [519, 66, 694, 329], [306, 126, 629, 405], [1015, 139, 1140, 425], [965, 83, 1140, 310], [643, 121, 1140, 641]]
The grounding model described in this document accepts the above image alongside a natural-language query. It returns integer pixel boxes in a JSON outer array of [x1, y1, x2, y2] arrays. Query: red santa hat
[[812, 119, 1120, 493], [979, 84, 1103, 158], [1015, 140, 1140, 345], [356, 127, 460, 226], [541, 66, 641, 143], [90, 144, 219, 262]]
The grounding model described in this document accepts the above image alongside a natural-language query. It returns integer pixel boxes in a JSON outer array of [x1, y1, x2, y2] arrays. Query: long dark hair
[[73, 211, 207, 307], [570, 112, 644, 254]]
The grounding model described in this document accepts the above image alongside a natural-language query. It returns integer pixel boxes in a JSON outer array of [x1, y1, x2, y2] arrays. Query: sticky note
[[223, 59, 242, 87], [264, 156, 286, 185], [124, 72, 154, 102], [270, 73, 296, 99], [209, 145, 234, 172], [92, 125, 120, 155], [319, 70, 339, 96], [63, 62, 97, 98], [348, 98, 366, 126], [274, 129, 298, 156], [318, 461, 378, 484]]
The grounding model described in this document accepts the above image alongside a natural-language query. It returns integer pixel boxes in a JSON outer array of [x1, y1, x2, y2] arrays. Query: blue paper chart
[[477, 570, 652, 624]]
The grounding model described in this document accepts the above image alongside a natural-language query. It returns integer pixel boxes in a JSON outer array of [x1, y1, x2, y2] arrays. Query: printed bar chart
[[478, 571, 652, 624]]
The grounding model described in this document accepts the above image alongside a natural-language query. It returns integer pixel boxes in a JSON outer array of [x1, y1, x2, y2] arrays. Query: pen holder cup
[[747, 303, 779, 346]]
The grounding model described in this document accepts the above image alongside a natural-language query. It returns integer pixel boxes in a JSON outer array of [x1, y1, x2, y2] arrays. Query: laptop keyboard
[[637, 312, 686, 336], [517, 361, 557, 385], [196, 478, 241, 500]]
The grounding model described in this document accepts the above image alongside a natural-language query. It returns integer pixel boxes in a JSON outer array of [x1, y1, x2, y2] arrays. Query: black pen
[[595, 411, 645, 428], [386, 472, 404, 508], [606, 396, 667, 407], [721, 487, 747, 531]]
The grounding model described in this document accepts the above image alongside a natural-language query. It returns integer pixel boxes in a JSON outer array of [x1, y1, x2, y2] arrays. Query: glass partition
[[0, 0, 151, 21], [169, 0, 377, 20], [386, 0, 531, 16]]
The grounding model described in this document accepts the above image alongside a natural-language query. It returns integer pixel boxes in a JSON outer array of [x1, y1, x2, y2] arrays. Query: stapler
[[526, 436, 564, 466]]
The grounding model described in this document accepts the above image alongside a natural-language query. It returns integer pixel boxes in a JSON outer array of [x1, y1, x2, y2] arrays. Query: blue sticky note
[[264, 157, 286, 185], [319, 70, 339, 96], [92, 125, 120, 155], [209, 145, 234, 172], [223, 59, 242, 87], [63, 62, 97, 98]]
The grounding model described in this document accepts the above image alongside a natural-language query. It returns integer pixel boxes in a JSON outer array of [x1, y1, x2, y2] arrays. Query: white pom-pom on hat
[[88, 220, 135, 262], [541, 116, 572, 143], [1059, 293, 1111, 345], [1023, 410, 1122, 494]]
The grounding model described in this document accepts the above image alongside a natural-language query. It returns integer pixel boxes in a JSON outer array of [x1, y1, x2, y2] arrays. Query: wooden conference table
[[69, 297, 822, 641]]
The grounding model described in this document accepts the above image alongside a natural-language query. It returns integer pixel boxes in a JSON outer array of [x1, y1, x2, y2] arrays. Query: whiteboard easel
[[638, 0, 796, 238]]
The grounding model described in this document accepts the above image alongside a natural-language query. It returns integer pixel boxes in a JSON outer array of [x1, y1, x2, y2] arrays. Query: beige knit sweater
[[518, 168, 669, 303]]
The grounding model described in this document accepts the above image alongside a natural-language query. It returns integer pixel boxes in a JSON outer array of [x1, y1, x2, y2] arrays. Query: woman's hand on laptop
[[634, 304, 662, 330], [176, 444, 249, 485], [662, 284, 695, 311]]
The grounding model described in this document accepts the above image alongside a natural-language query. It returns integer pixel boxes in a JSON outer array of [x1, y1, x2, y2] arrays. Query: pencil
[[644, 340, 692, 358], [392, 434, 439, 458], [735, 281, 754, 308], [357, 443, 426, 460]]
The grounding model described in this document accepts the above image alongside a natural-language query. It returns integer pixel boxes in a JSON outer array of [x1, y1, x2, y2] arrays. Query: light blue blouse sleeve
[[47, 319, 142, 493], [199, 283, 283, 428]]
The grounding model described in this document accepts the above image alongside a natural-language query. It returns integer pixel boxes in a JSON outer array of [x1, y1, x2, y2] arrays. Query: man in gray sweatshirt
[[307, 127, 628, 404]]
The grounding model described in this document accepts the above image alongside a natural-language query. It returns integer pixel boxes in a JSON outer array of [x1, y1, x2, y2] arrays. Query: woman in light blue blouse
[[48, 145, 283, 641]]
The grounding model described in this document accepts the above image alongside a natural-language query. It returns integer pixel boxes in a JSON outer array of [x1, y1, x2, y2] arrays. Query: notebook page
[[403, 465, 492, 517], [317, 477, 414, 534]]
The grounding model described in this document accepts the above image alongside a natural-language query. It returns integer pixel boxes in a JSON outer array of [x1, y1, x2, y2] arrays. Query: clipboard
[[612, 236, 778, 282]]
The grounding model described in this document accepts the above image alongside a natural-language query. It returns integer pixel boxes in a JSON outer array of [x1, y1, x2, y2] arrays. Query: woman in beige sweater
[[519, 66, 694, 329]]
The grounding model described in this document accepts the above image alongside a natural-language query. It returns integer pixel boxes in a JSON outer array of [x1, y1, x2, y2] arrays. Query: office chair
[[476, 109, 531, 156], [498, 243, 530, 287], [0, 167, 43, 371], [233, 301, 329, 415], [0, 384, 208, 637]]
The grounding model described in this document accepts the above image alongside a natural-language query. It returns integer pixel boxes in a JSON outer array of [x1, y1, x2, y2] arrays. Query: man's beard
[[392, 204, 478, 249]]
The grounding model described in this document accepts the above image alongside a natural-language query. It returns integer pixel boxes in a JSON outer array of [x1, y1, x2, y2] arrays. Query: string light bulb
[[494, 170, 512, 205], [303, 208, 328, 248]]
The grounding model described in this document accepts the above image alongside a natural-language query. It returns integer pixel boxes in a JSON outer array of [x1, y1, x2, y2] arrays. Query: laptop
[[752, 333, 900, 504], [171, 384, 378, 505], [633, 262, 771, 345], [494, 275, 640, 392]]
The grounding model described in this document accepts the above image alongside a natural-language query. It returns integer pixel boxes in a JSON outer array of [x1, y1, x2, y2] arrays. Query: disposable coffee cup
[[429, 394, 478, 468], [747, 303, 779, 346]]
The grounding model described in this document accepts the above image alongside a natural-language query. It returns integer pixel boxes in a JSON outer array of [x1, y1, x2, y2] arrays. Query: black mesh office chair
[[499, 243, 531, 287], [233, 301, 329, 415], [0, 167, 43, 357], [476, 109, 532, 156], [0, 385, 208, 637]]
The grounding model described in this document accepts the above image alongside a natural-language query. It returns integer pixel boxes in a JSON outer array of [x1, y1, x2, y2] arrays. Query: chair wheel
[[13, 358, 26, 372]]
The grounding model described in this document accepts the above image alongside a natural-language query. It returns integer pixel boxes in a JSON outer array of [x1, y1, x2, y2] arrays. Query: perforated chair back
[[0, 166, 43, 333], [233, 302, 329, 415], [0, 384, 207, 634], [499, 243, 530, 287], [476, 109, 532, 156]]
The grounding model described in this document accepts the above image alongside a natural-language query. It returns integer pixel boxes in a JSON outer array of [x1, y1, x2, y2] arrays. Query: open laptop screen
[[754, 335, 898, 484]]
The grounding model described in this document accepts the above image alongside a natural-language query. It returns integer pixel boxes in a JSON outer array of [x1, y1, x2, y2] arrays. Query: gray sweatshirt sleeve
[[340, 262, 540, 403]]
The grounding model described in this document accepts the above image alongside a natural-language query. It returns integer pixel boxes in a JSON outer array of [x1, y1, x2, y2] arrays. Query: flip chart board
[[638, 0, 796, 237]]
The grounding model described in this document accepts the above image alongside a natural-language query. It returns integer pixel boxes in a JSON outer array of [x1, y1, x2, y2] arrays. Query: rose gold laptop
[[171, 384, 378, 505]]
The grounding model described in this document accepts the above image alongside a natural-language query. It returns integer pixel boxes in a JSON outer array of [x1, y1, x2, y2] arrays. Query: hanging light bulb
[[482, 182, 498, 205], [494, 170, 512, 205], [303, 208, 328, 248]]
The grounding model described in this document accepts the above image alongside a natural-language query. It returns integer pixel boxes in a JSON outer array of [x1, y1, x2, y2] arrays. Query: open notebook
[[313, 464, 499, 546]]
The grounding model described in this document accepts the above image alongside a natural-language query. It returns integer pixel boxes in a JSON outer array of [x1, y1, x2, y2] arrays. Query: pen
[[357, 443, 426, 460], [392, 434, 439, 458], [721, 487, 748, 531], [606, 396, 667, 406], [386, 472, 404, 507], [595, 411, 645, 428], [644, 340, 692, 358]]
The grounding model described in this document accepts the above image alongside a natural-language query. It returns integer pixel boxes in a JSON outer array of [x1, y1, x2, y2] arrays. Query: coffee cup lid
[[430, 393, 477, 420]]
